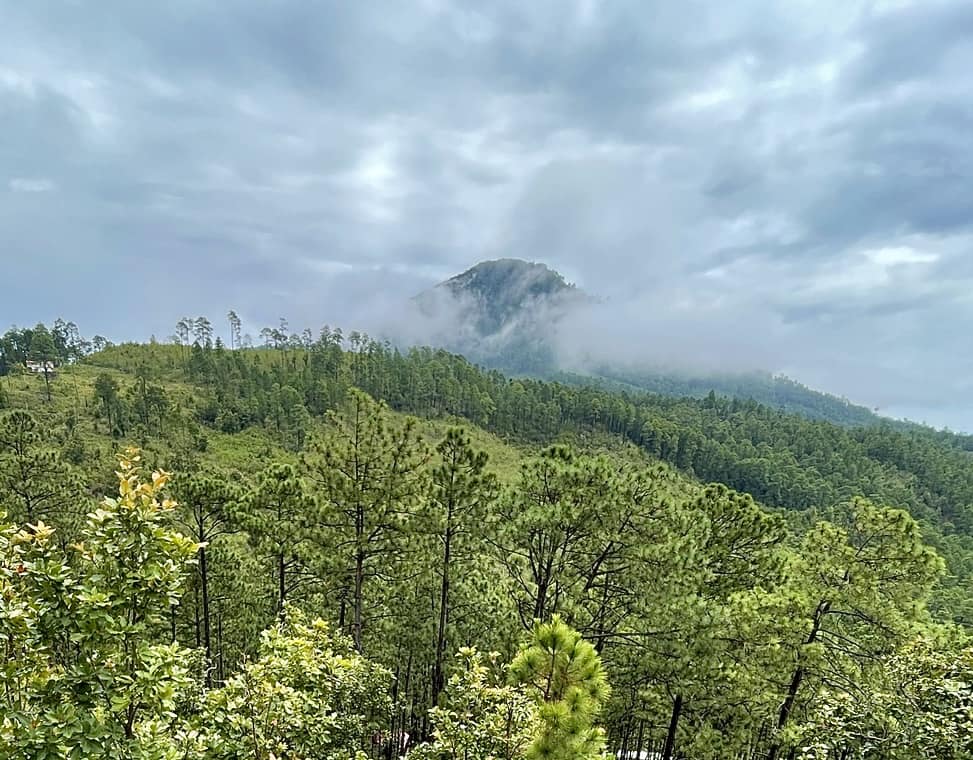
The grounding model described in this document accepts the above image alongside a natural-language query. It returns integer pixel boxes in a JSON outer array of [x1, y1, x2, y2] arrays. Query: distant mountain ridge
[[414, 258, 893, 429]]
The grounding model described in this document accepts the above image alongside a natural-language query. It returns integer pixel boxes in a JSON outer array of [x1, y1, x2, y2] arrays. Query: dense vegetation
[[2, 318, 973, 759], [558, 368, 889, 428]]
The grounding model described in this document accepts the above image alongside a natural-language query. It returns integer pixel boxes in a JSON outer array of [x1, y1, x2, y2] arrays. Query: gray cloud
[[1, 0, 972, 430]]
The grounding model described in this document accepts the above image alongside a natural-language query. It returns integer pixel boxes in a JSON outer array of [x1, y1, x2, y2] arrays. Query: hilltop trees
[[27, 323, 57, 401], [1, 320, 93, 378], [305, 389, 428, 653], [227, 310, 242, 350]]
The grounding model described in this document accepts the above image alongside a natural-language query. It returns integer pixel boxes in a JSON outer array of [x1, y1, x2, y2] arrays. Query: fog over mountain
[[380, 259, 878, 427], [3, 1, 972, 430], [403, 258, 771, 376]]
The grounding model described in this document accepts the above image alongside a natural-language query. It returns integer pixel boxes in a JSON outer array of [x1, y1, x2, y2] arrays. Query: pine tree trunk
[[767, 600, 829, 760], [431, 520, 453, 710], [662, 694, 683, 760], [194, 580, 201, 647], [353, 544, 364, 652], [200, 544, 212, 687], [217, 608, 224, 683]]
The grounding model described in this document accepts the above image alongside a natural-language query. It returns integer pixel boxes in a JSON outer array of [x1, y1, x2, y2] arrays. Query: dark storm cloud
[[1, 0, 972, 429]]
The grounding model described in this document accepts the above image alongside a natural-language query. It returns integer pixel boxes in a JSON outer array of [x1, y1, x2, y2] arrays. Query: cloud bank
[[1, 0, 972, 429]]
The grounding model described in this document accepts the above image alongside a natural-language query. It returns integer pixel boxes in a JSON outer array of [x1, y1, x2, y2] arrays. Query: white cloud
[[9, 177, 55, 193], [863, 246, 939, 266]]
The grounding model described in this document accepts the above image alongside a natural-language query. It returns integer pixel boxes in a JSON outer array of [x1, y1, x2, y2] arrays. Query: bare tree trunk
[[200, 545, 212, 686], [194, 579, 201, 648], [767, 600, 829, 760], [431, 522, 453, 709], [662, 694, 683, 760], [353, 545, 364, 652]]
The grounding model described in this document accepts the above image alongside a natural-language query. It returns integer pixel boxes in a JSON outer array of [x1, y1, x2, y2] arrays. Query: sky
[[1, 1, 972, 431]]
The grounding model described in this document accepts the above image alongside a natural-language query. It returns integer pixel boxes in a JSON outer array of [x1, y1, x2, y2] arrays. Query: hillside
[[554, 367, 888, 428], [5, 336, 973, 612], [3, 330, 973, 758]]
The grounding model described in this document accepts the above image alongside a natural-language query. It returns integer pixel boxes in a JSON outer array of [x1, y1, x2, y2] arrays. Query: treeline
[[77, 323, 973, 624], [0, 320, 112, 374], [560, 366, 886, 428], [2, 398, 970, 759], [89, 328, 973, 529]]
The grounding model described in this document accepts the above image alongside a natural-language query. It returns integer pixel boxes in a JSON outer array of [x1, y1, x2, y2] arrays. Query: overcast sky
[[2, 1, 972, 430]]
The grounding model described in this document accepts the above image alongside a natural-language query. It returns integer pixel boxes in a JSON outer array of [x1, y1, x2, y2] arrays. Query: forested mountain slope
[[3, 324, 973, 758], [555, 367, 889, 428], [410, 259, 933, 430]]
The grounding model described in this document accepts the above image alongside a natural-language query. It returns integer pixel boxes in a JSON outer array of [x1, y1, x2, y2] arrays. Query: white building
[[25, 360, 56, 374]]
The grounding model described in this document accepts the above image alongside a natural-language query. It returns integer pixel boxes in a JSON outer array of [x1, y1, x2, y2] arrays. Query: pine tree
[[304, 389, 428, 653], [0, 410, 83, 531], [238, 463, 315, 615], [763, 498, 944, 760], [509, 616, 610, 760], [171, 471, 240, 685], [425, 428, 499, 708]]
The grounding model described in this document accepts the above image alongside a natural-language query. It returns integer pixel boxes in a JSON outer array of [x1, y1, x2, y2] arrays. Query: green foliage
[[1, 321, 92, 379], [755, 499, 945, 760], [4, 325, 973, 758], [0, 451, 386, 760], [0, 410, 83, 529], [187, 608, 391, 760], [509, 616, 610, 760], [305, 389, 429, 653], [411, 649, 539, 760], [424, 427, 500, 705], [797, 637, 973, 759], [0, 449, 198, 759], [237, 463, 315, 613]]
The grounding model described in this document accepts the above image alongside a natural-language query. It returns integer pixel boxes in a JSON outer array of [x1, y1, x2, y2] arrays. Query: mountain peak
[[440, 258, 576, 300], [411, 259, 584, 370], [415, 259, 583, 337]]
